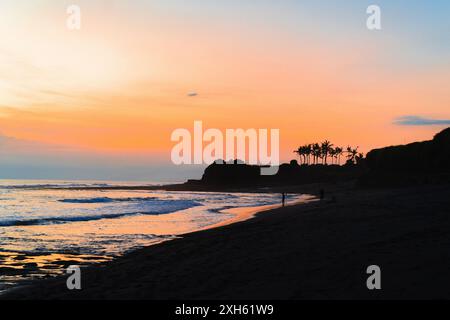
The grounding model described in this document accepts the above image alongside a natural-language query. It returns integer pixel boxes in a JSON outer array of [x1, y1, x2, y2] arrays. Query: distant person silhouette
[[319, 189, 325, 200], [282, 192, 286, 207]]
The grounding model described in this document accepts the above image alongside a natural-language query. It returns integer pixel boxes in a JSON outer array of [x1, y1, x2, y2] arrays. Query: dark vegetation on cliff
[[197, 160, 363, 187], [360, 127, 450, 186], [185, 128, 450, 189]]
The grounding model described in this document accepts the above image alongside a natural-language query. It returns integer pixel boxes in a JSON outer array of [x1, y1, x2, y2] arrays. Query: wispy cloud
[[0, 133, 202, 181], [394, 116, 450, 126]]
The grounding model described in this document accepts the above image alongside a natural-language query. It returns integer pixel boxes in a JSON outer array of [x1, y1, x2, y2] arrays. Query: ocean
[[0, 179, 311, 293]]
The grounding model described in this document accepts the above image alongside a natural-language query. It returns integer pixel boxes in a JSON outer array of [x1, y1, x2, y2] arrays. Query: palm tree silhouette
[[293, 141, 363, 166], [312, 143, 322, 165], [294, 147, 303, 165], [355, 152, 365, 165], [305, 144, 312, 165], [335, 147, 344, 165], [329, 147, 336, 164], [346, 146, 359, 164], [321, 140, 333, 165]]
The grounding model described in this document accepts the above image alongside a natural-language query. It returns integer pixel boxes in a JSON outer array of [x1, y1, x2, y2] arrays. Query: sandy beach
[[2, 182, 450, 300]]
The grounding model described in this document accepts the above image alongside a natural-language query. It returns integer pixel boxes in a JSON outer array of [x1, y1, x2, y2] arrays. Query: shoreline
[[189, 194, 318, 234], [3, 182, 450, 299], [0, 193, 314, 297]]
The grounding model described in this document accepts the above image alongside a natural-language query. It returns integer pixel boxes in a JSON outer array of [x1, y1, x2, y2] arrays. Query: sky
[[0, 0, 449, 181]]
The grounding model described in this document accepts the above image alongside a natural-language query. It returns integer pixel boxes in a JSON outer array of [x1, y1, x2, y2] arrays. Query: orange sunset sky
[[0, 1, 449, 181]]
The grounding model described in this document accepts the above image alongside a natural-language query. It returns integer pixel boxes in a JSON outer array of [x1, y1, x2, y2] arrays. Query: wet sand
[[0, 195, 311, 295], [197, 194, 317, 232], [3, 183, 450, 300]]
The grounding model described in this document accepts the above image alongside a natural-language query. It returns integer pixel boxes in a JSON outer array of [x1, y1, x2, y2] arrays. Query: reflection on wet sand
[[0, 251, 110, 293], [1, 185, 312, 294]]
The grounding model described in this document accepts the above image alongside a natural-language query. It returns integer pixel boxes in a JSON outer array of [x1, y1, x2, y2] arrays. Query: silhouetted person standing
[[282, 192, 286, 207], [319, 189, 325, 200]]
